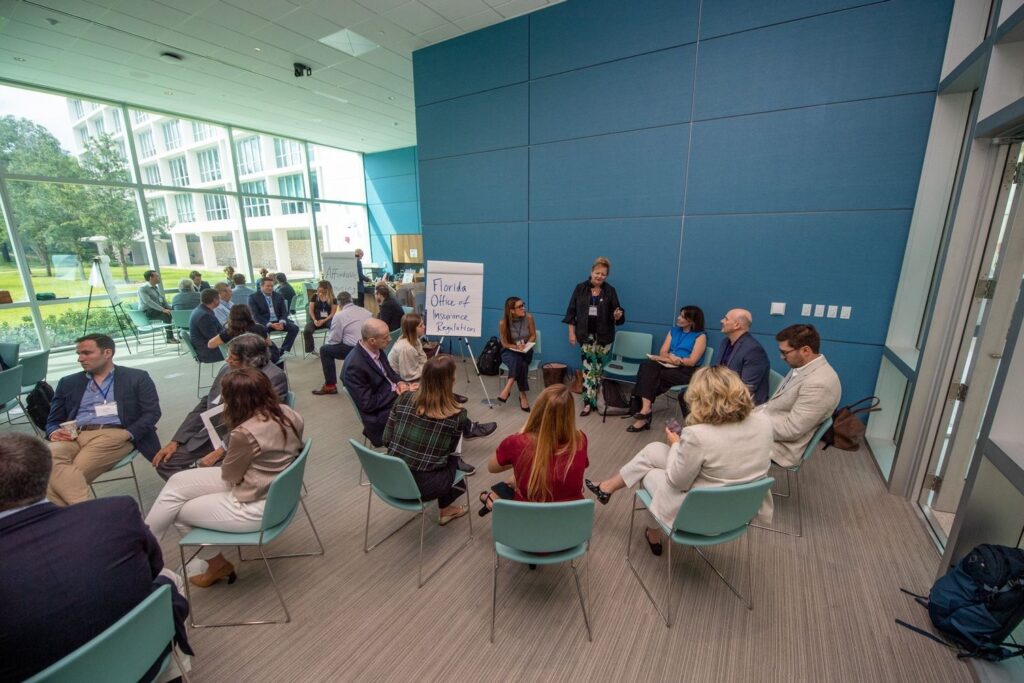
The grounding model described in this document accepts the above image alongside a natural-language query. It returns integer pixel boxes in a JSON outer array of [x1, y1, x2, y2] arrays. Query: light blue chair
[[627, 477, 774, 626], [491, 499, 595, 642], [126, 308, 173, 356], [0, 365, 27, 430], [496, 331, 542, 392], [178, 438, 323, 627], [285, 391, 296, 408], [750, 417, 833, 538], [768, 369, 786, 398], [25, 584, 190, 683], [382, 327, 402, 356], [351, 438, 473, 588], [402, 305, 413, 315], [170, 310, 192, 357], [179, 333, 221, 398], [17, 350, 50, 396], [664, 345, 714, 411], [0, 341, 20, 369], [341, 387, 371, 486], [601, 330, 653, 422], [90, 450, 144, 509]]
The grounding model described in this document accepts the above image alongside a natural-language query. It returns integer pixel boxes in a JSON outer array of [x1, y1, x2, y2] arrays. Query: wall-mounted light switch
[[827, 305, 838, 318], [801, 303, 812, 316], [770, 302, 786, 316], [814, 304, 825, 317]]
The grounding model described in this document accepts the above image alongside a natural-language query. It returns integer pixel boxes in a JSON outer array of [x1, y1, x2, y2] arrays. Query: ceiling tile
[[420, 0, 490, 22], [13, 0, 112, 24], [223, 0, 300, 22], [385, 2, 446, 34], [197, 4, 271, 36], [418, 22, 461, 44], [108, 0, 192, 27], [275, 7, 343, 41], [359, 48, 412, 80], [305, 0, 376, 27], [354, 0, 408, 13], [453, 7, 501, 31], [490, 0, 554, 18]]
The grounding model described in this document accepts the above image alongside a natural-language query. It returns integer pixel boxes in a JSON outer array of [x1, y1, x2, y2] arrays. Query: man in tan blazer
[[757, 324, 842, 468]]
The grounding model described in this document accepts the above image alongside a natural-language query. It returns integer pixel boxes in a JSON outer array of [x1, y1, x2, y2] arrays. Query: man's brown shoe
[[312, 385, 338, 395]]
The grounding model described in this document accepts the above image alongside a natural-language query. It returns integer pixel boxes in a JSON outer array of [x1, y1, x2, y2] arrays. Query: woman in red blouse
[[482, 383, 588, 511]]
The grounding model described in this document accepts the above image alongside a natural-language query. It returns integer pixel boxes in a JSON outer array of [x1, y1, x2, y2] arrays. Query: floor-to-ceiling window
[[0, 81, 369, 351]]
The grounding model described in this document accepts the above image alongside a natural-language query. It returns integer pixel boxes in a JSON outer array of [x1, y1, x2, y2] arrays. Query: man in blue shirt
[[212, 282, 233, 325], [189, 289, 224, 362], [229, 273, 255, 307], [249, 277, 299, 353], [45, 334, 161, 505]]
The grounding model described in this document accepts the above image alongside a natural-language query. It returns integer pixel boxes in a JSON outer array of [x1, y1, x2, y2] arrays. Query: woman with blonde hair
[[562, 256, 625, 416], [383, 355, 471, 525], [481, 383, 589, 513], [303, 279, 337, 355], [388, 312, 428, 382], [584, 366, 773, 556]]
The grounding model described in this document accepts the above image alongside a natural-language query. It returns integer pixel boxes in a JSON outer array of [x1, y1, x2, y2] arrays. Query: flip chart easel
[[83, 255, 135, 351]]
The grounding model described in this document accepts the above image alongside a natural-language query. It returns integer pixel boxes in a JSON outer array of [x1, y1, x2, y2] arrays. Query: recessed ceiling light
[[13, 56, 26, 62], [319, 28, 379, 57], [159, 52, 184, 64], [392, 122, 399, 126], [253, 47, 262, 52], [387, 96, 395, 101]]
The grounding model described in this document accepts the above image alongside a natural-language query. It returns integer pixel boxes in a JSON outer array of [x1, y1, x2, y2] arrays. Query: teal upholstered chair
[[0, 341, 19, 369], [768, 369, 786, 398], [627, 477, 774, 626], [496, 331, 542, 392], [351, 438, 472, 588], [490, 499, 595, 642], [17, 350, 50, 396], [125, 308, 172, 356], [25, 584, 190, 683], [285, 391, 296, 408], [0, 365, 26, 429], [382, 327, 402, 356], [178, 438, 323, 627], [602, 331, 653, 421], [170, 310, 192, 357], [402, 305, 413, 314], [750, 417, 833, 538], [664, 345, 715, 411], [90, 450, 144, 509], [179, 333, 220, 398], [341, 387, 371, 486]]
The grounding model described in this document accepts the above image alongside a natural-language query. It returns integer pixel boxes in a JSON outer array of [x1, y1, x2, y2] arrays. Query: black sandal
[[585, 479, 612, 505], [579, 405, 593, 417], [478, 491, 497, 517], [645, 529, 663, 556]]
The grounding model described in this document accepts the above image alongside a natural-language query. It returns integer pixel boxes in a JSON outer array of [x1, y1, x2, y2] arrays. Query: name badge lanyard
[[93, 375, 113, 404]]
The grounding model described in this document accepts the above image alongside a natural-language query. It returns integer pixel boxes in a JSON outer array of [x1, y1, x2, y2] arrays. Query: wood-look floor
[[53, 348, 972, 682]]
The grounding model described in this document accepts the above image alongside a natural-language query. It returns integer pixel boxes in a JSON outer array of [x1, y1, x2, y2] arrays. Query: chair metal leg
[[417, 482, 475, 587], [625, 494, 675, 627], [771, 465, 793, 498], [490, 552, 499, 643], [171, 647, 191, 683], [129, 459, 143, 510], [181, 541, 290, 627], [238, 499, 325, 560], [358, 465, 369, 487], [571, 555, 593, 642], [363, 489, 422, 553], [750, 468, 802, 537], [693, 546, 752, 610]]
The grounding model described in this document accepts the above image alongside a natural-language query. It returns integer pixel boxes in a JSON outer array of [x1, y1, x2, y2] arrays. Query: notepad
[[509, 342, 535, 353], [646, 354, 676, 368]]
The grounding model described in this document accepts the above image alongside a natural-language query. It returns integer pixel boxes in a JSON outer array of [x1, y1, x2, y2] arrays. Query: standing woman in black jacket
[[562, 256, 625, 416]]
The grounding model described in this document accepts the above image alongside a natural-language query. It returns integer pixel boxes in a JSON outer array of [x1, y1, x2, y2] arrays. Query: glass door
[[917, 143, 1024, 544]]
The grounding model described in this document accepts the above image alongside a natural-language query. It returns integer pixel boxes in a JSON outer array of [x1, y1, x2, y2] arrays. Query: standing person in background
[[375, 283, 404, 332], [388, 312, 428, 382], [303, 280, 338, 355], [563, 257, 625, 417], [137, 269, 177, 343], [628, 306, 707, 432], [171, 278, 201, 310], [355, 248, 372, 307], [497, 296, 536, 412], [190, 270, 211, 291]]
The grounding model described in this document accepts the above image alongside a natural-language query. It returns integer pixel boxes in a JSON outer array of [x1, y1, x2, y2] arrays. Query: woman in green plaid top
[[383, 355, 471, 525]]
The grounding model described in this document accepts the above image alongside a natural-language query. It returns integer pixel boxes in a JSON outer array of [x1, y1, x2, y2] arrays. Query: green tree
[[0, 116, 88, 276], [80, 135, 141, 282]]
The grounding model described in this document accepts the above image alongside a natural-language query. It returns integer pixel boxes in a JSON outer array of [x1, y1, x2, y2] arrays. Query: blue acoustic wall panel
[[412, 0, 953, 413], [527, 217, 684, 326], [678, 212, 911, 346], [530, 0, 699, 78], [530, 46, 696, 144], [422, 223, 528, 311], [413, 17, 528, 106], [364, 146, 420, 270], [530, 125, 689, 220], [417, 84, 528, 160], [687, 93, 936, 214], [695, 0, 953, 120], [700, 0, 880, 39], [419, 148, 528, 225]]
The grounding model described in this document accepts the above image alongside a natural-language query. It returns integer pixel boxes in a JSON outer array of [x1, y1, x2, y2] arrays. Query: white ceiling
[[0, 0, 562, 153]]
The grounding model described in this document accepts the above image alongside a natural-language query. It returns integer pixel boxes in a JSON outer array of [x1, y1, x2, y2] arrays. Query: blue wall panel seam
[[527, 41, 699, 85], [415, 79, 531, 108], [690, 90, 941, 125], [700, 0, 889, 42], [676, 0, 704, 313]]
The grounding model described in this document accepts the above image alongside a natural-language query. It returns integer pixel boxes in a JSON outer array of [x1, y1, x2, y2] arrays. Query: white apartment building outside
[[65, 98, 369, 280]]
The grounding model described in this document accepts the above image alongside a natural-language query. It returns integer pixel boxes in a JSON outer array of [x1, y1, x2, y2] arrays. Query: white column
[[271, 227, 292, 273], [155, 240, 171, 266], [171, 232, 190, 266], [231, 229, 249, 272], [199, 232, 217, 268]]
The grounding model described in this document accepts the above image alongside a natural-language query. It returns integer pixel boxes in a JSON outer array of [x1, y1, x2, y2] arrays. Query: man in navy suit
[[249, 277, 299, 353], [189, 288, 225, 363], [45, 334, 161, 506], [0, 433, 192, 681], [715, 308, 770, 404]]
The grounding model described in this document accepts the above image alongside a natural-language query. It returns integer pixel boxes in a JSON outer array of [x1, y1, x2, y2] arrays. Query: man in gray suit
[[229, 273, 255, 307], [149, 333, 289, 479], [757, 324, 842, 468], [137, 269, 176, 342]]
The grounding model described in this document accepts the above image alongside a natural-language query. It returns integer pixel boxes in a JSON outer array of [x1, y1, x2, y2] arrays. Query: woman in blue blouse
[[627, 306, 707, 432]]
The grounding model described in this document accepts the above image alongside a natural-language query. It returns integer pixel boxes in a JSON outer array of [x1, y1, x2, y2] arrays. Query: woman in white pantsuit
[[585, 366, 773, 555], [146, 367, 304, 587]]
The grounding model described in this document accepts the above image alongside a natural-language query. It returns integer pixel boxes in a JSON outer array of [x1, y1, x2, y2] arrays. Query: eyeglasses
[[778, 346, 799, 357], [514, 304, 525, 309]]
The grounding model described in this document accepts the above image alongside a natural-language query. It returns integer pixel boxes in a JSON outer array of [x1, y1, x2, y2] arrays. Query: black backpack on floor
[[25, 380, 54, 431], [476, 336, 502, 376], [897, 543, 1024, 661]]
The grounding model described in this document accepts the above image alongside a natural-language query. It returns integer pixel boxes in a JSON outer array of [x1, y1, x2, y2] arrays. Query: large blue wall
[[411, 0, 952, 407], [363, 146, 420, 271]]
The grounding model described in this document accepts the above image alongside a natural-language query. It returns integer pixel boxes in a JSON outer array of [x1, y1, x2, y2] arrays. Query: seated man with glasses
[[756, 324, 842, 467]]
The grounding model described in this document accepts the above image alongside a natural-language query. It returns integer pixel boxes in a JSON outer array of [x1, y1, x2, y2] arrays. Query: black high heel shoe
[[585, 479, 612, 505], [644, 529, 663, 556], [626, 413, 653, 433]]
